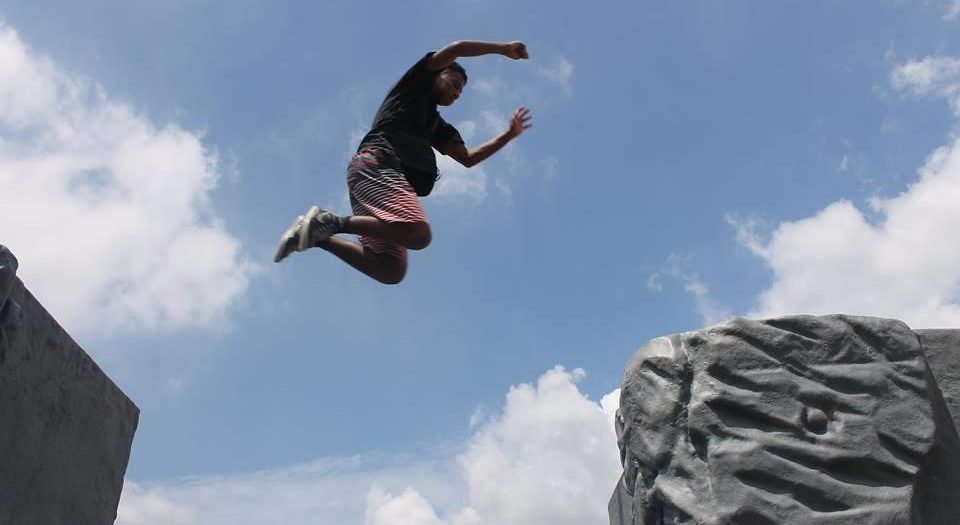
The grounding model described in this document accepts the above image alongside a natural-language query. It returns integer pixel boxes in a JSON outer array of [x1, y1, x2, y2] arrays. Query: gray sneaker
[[298, 205, 341, 251], [273, 214, 305, 263]]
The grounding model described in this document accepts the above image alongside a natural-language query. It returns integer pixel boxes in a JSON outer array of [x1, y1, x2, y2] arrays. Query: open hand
[[508, 107, 533, 138], [502, 41, 529, 60]]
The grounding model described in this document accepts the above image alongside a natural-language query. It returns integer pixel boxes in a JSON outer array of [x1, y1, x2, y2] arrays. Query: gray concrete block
[[0, 245, 139, 525]]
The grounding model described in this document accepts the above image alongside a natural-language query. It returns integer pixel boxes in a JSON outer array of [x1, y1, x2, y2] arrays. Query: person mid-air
[[273, 40, 533, 284]]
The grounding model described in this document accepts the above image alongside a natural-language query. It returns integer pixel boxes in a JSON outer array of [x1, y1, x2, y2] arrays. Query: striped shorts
[[347, 148, 428, 260]]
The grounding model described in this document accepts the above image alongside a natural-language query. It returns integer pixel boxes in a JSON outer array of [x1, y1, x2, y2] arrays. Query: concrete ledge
[[0, 245, 139, 525]]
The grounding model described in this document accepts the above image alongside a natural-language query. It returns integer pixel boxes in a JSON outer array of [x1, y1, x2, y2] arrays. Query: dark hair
[[445, 61, 468, 83]]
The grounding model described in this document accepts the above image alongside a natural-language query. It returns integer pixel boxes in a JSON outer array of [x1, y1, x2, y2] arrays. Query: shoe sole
[[273, 216, 303, 263], [298, 205, 322, 252]]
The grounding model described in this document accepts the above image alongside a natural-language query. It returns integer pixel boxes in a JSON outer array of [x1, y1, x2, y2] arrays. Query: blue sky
[[3, 1, 960, 523]]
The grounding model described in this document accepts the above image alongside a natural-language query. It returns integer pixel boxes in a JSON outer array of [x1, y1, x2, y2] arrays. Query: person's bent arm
[[439, 107, 533, 168], [427, 40, 528, 71]]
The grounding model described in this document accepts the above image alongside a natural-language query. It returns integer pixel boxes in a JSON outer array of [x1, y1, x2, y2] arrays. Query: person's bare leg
[[342, 217, 431, 251], [295, 212, 424, 283], [319, 236, 407, 285]]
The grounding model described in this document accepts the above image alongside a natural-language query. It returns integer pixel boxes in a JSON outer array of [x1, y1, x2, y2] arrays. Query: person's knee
[[378, 269, 406, 285], [375, 255, 407, 285], [388, 221, 430, 250], [405, 222, 431, 251]]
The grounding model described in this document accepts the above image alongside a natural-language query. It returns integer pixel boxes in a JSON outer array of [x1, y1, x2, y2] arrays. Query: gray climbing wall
[[0, 245, 139, 525], [610, 315, 960, 525]]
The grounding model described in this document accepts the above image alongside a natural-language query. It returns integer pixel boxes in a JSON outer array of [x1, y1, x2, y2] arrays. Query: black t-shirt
[[358, 52, 464, 196]]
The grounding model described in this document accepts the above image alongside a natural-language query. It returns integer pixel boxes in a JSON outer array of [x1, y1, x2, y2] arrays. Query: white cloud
[[470, 78, 505, 99], [738, 150, 960, 325], [537, 57, 574, 95], [468, 406, 487, 430], [116, 482, 197, 525], [837, 154, 850, 172], [0, 24, 255, 335], [734, 55, 960, 327], [118, 452, 464, 525], [726, 213, 769, 256], [478, 109, 508, 134], [364, 486, 447, 525], [539, 156, 560, 181], [431, 152, 487, 204], [945, 0, 960, 21], [650, 255, 732, 325], [439, 102, 551, 204], [348, 126, 368, 157], [449, 366, 621, 525], [455, 119, 479, 143], [646, 273, 664, 292], [473, 109, 532, 193], [365, 367, 621, 525], [493, 177, 512, 201], [117, 367, 622, 525], [891, 56, 960, 115]]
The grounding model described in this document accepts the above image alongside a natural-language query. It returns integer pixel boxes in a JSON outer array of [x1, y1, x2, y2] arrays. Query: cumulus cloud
[[364, 486, 450, 525], [732, 55, 960, 327], [366, 366, 621, 525], [0, 24, 255, 335], [431, 152, 487, 204], [117, 367, 622, 525]]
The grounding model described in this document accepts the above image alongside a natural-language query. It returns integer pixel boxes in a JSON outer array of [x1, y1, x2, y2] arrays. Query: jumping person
[[273, 40, 533, 284]]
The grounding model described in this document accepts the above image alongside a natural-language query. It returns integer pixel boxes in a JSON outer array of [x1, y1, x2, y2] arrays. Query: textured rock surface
[[0, 245, 139, 525], [913, 329, 960, 525], [917, 330, 960, 431], [610, 315, 960, 525]]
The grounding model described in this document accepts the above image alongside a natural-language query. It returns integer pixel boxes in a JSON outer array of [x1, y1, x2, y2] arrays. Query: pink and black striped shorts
[[347, 148, 428, 260]]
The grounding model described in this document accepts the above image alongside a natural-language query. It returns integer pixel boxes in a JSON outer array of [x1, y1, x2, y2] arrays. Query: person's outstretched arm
[[438, 107, 533, 168], [427, 40, 528, 71]]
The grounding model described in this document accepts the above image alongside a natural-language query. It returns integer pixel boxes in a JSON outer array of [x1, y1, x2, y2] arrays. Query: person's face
[[433, 70, 466, 106]]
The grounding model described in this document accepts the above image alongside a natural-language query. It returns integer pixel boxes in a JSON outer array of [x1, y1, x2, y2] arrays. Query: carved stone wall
[[610, 315, 960, 525]]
